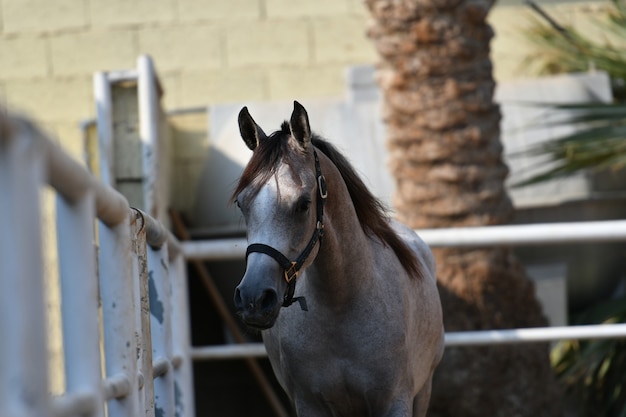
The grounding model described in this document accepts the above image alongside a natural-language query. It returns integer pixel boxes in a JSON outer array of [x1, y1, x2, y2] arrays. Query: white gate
[[0, 112, 194, 417]]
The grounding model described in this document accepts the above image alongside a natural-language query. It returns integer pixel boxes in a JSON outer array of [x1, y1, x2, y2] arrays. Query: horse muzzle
[[234, 284, 281, 329]]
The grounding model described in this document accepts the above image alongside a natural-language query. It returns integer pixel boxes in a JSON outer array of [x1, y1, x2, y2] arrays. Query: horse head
[[232, 101, 326, 329]]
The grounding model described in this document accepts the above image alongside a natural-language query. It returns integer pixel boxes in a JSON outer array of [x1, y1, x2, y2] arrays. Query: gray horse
[[232, 101, 444, 417]]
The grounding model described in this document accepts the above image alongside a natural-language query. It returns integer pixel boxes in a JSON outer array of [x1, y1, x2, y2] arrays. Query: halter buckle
[[318, 175, 328, 199], [284, 262, 299, 283]]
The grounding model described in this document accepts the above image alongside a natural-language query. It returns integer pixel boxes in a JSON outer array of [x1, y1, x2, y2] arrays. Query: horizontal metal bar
[[103, 374, 132, 400], [8, 115, 129, 227], [153, 357, 171, 379], [51, 392, 97, 417], [191, 344, 269, 361], [132, 208, 182, 259], [182, 238, 246, 261], [418, 219, 626, 247], [106, 69, 139, 83], [191, 324, 626, 360], [445, 323, 626, 346], [171, 354, 183, 370], [167, 105, 207, 116], [182, 219, 626, 261]]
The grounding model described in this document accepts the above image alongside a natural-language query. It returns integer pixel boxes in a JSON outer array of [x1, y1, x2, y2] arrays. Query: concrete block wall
[[0, 0, 615, 144]]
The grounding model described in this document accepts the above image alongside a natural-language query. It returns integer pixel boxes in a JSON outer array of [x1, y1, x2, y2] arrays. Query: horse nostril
[[234, 287, 243, 312], [259, 289, 278, 312]]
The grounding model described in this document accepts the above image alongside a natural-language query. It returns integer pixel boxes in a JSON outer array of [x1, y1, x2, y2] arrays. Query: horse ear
[[289, 101, 311, 149], [238, 106, 267, 151]]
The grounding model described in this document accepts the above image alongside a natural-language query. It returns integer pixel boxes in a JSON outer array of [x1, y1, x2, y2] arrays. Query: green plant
[[519, 5, 626, 416], [509, 101, 626, 187], [551, 297, 626, 417], [523, 0, 626, 100]]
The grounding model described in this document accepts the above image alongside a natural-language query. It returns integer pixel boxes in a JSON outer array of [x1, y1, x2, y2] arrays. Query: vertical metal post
[[98, 219, 141, 416], [170, 254, 195, 417], [137, 55, 159, 218], [56, 191, 104, 417], [94, 71, 115, 187], [0, 126, 50, 417], [148, 243, 175, 417], [132, 211, 156, 417]]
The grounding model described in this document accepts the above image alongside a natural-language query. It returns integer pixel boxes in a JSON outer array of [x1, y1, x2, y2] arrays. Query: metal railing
[[184, 220, 626, 359], [0, 112, 194, 417]]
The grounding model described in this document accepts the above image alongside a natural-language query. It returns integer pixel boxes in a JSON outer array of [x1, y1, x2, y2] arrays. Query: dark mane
[[311, 137, 422, 279], [231, 123, 422, 279]]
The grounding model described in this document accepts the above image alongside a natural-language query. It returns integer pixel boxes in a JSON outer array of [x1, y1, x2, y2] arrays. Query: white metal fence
[[0, 112, 194, 417], [184, 220, 626, 360]]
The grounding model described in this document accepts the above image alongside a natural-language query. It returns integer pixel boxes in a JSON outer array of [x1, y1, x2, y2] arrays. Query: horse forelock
[[231, 126, 423, 280], [231, 121, 301, 204]]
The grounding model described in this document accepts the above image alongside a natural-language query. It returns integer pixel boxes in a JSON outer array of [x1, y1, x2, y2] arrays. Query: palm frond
[[509, 102, 626, 187]]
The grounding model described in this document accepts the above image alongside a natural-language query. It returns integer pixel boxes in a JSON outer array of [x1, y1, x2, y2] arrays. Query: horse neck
[[307, 157, 375, 305]]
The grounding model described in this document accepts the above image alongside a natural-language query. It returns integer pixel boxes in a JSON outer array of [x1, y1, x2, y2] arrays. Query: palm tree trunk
[[366, 1, 563, 416]]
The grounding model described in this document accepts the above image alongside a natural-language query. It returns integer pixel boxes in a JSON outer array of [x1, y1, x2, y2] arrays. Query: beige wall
[[1, 0, 375, 151], [1, 0, 615, 153]]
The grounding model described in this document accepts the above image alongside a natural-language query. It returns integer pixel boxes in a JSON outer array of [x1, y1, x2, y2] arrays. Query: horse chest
[[264, 306, 411, 414]]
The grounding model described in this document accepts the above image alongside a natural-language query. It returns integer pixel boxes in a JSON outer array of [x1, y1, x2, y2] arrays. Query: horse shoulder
[[390, 220, 436, 280]]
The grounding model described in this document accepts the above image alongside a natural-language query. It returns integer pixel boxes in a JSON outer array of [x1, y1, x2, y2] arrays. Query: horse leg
[[412, 375, 433, 417]]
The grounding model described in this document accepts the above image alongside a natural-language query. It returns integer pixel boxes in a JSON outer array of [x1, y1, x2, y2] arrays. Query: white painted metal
[[417, 220, 626, 247], [131, 216, 156, 417], [192, 344, 270, 361], [138, 55, 159, 218], [1, 110, 193, 417], [0, 122, 50, 417], [98, 221, 141, 416], [56, 191, 105, 417], [191, 323, 626, 360], [93, 71, 115, 187], [183, 218, 626, 356], [50, 392, 97, 417], [182, 237, 246, 261], [181, 219, 626, 261], [170, 254, 196, 417], [148, 243, 175, 417], [444, 323, 626, 346]]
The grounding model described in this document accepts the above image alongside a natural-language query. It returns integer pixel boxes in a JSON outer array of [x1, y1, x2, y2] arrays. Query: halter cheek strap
[[245, 149, 327, 310]]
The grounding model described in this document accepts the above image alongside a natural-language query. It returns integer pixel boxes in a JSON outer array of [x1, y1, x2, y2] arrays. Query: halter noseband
[[245, 149, 327, 309]]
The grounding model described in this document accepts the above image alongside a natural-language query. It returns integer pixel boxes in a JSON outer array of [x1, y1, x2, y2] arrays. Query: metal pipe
[[93, 71, 115, 187], [0, 125, 50, 417], [169, 252, 196, 417], [182, 238, 247, 261], [152, 358, 171, 379], [103, 374, 132, 401], [56, 191, 104, 417], [134, 208, 182, 259], [98, 220, 141, 415], [418, 219, 626, 247], [191, 344, 269, 361], [181, 219, 626, 261], [137, 55, 159, 218], [444, 323, 626, 346], [191, 324, 626, 360], [9, 115, 129, 227], [148, 241, 175, 416], [51, 392, 97, 417], [130, 214, 154, 415]]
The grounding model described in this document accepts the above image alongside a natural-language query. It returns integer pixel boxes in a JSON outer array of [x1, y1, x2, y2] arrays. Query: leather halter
[[245, 149, 327, 309]]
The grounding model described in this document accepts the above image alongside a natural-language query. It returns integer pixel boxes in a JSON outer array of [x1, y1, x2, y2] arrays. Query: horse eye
[[234, 199, 241, 209], [295, 198, 311, 213]]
